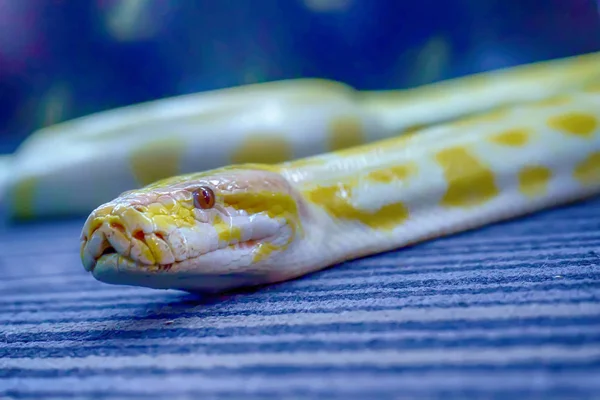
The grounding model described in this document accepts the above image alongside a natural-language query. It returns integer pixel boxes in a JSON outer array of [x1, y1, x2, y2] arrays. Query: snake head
[[80, 165, 306, 292]]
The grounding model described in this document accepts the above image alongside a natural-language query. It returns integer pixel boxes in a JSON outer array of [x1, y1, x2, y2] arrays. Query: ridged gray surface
[[1, 197, 600, 399]]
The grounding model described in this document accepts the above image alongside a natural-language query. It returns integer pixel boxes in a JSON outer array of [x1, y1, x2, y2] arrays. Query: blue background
[[1, 0, 600, 153]]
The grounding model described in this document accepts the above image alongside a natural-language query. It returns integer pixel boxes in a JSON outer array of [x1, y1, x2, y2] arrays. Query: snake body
[[2, 52, 600, 292], [80, 81, 600, 293], [3, 51, 600, 220]]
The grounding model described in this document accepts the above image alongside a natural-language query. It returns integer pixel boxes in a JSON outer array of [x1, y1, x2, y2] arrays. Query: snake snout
[[80, 218, 131, 272], [81, 205, 181, 274]]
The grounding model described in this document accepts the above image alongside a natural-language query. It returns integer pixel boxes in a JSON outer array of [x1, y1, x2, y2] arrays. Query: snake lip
[[84, 222, 281, 274], [85, 246, 117, 272]]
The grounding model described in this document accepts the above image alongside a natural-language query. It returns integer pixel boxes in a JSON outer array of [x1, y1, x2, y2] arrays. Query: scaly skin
[[80, 86, 600, 293], [5, 51, 600, 220]]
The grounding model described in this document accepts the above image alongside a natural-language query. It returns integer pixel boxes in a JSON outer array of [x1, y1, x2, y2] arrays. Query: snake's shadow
[[102, 258, 370, 337], [89, 282, 281, 341], [90, 258, 368, 341]]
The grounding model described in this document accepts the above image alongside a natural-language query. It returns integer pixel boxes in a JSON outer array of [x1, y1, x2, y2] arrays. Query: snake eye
[[192, 186, 216, 209]]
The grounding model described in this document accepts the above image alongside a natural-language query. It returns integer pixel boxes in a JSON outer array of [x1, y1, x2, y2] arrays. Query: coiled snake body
[[4, 52, 600, 292]]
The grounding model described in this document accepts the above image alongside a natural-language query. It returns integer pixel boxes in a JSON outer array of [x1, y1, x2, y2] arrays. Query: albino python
[[3, 52, 600, 292]]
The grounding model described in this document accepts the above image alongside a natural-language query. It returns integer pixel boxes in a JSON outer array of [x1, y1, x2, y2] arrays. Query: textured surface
[[1, 196, 600, 399]]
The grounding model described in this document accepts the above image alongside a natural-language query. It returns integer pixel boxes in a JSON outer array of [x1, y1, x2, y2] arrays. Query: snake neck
[[274, 88, 600, 278]]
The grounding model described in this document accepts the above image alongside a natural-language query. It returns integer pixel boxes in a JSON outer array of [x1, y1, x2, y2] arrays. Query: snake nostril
[[133, 230, 145, 241], [110, 222, 126, 233]]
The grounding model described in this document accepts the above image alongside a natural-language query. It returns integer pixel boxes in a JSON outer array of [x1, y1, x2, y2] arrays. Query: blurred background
[[1, 0, 600, 155]]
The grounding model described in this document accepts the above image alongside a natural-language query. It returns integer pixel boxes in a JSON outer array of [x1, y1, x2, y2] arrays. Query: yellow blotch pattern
[[490, 128, 531, 147], [518, 165, 552, 197], [130, 139, 186, 186], [213, 214, 243, 242], [306, 183, 409, 231], [9, 176, 38, 220], [224, 190, 302, 262], [367, 164, 416, 183], [573, 151, 600, 186], [224, 191, 299, 222], [124, 200, 197, 240], [252, 242, 279, 263], [231, 135, 293, 165], [547, 112, 598, 138], [328, 116, 365, 151], [435, 147, 499, 208]]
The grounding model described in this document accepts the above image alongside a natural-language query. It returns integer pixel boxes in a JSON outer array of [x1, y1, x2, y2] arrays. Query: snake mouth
[[83, 235, 283, 293], [81, 219, 282, 274], [99, 246, 118, 258], [84, 247, 118, 273]]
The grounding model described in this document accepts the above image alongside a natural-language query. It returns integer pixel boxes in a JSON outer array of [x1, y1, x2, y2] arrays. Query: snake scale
[[3, 52, 600, 292]]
